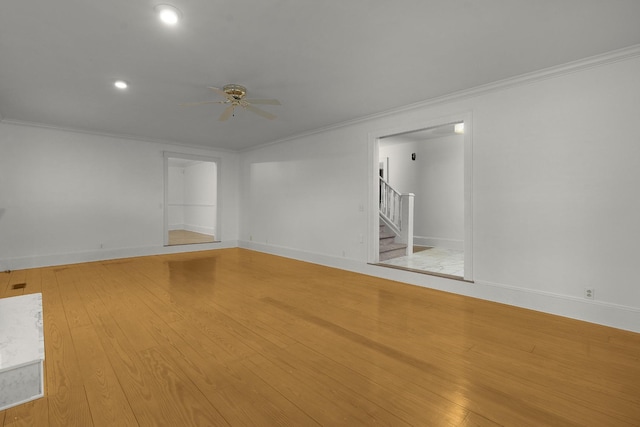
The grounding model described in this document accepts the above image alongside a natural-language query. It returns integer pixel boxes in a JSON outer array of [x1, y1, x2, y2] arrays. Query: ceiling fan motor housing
[[223, 84, 247, 101]]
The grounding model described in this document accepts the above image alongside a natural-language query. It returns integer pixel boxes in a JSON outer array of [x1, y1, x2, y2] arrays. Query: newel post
[[399, 193, 414, 256]]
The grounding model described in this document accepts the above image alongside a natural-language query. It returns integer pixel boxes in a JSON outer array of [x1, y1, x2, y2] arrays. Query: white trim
[[168, 203, 216, 207], [5, 240, 640, 333], [243, 44, 640, 153], [462, 112, 473, 281], [238, 240, 640, 333], [368, 135, 380, 263], [184, 224, 215, 235], [163, 152, 222, 245], [168, 224, 215, 235], [0, 118, 239, 153], [473, 279, 640, 334], [413, 236, 463, 250], [2, 45, 639, 154], [368, 112, 473, 281], [1, 241, 238, 271]]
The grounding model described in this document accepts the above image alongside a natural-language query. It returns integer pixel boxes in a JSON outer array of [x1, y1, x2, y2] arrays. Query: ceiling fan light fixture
[[222, 84, 247, 100], [182, 84, 280, 121], [155, 4, 181, 25]]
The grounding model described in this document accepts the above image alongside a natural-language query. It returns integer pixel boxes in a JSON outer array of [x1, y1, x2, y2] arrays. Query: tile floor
[[380, 246, 464, 277]]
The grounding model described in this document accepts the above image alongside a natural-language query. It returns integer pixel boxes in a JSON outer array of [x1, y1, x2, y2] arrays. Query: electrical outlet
[[584, 288, 595, 299]]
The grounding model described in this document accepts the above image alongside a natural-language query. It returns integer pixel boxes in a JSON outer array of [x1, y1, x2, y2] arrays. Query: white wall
[[416, 134, 464, 248], [240, 51, 640, 332], [1, 49, 639, 332], [183, 161, 217, 235], [241, 127, 368, 260], [379, 139, 419, 194], [0, 122, 239, 269], [168, 165, 185, 229], [380, 133, 464, 249], [168, 161, 217, 236]]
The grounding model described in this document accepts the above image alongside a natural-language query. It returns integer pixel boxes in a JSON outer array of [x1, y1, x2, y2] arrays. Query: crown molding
[[244, 43, 640, 152], [3, 44, 639, 154], [0, 118, 238, 154]]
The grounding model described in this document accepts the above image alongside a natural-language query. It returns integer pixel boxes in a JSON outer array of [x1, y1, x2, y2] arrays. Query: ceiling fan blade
[[244, 103, 277, 120], [244, 98, 281, 105], [179, 100, 225, 107], [208, 86, 234, 101], [219, 105, 235, 121]]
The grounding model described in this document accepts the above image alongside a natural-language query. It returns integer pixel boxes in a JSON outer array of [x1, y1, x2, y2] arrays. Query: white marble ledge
[[0, 293, 45, 371]]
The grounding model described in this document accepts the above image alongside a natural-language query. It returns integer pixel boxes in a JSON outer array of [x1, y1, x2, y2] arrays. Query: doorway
[[164, 152, 220, 246], [368, 115, 473, 281]]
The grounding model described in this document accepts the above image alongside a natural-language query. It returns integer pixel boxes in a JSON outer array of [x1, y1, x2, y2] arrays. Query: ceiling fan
[[182, 84, 281, 121]]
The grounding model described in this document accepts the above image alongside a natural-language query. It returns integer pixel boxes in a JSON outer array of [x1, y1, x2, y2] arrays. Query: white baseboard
[[169, 224, 215, 235], [5, 240, 639, 334], [238, 240, 640, 333], [414, 236, 463, 250], [184, 224, 215, 235], [1, 240, 238, 271]]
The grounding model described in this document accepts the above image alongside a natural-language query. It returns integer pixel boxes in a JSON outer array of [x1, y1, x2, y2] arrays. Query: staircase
[[379, 177, 414, 262], [379, 222, 408, 261]]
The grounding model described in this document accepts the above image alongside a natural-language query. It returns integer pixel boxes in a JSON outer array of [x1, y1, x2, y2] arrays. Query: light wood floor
[[1, 249, 639, 426], [168, 229, 215, 245]]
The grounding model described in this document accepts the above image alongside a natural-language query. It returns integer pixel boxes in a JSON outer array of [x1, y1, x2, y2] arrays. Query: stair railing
[[379, 177, 402, 233], [379, 177, 414, 256]]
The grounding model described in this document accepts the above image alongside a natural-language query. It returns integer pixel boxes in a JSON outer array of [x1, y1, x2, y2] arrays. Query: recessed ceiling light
[[155, 4, 181, 25], [454, 123, 465, 134], [114, 80, 128, 90]]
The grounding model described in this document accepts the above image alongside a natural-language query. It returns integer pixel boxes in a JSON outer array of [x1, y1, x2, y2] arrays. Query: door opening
[[368, 115, 473, 281], [164, 153, 220, 246]]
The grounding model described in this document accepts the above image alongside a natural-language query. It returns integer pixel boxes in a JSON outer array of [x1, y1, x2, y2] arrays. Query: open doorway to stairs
[[368, 114, 473, 282], [163, 152, 221, 246]]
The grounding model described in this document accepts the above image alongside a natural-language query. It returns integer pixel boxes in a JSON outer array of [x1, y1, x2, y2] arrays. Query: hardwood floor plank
[[129, 258, 297, 350], [260, 293, 635, 425], [168, 229, 215, 245], [459, 411, 503, 427], [208, 371, 319, 427], [23, 268, 43, 295], [40, 269, 94, 427], [1, 398, 49, 427], [137, 347, 230, 426], [241, 352, 383, 426], [257, 299, 523, 424], [70, 325, 139, 427], [5, 269, 26, 297], [87, 263, 160, 352], [90, 319, 191, 426], [0, 271, 9, 299], [282, 342, 469, 426], [54, 267, 94, 330], [105, 266, 185, 324], [1, 249, 639, 426]]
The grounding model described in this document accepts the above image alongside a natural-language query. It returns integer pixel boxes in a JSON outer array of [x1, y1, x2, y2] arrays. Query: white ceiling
[[2, 1, 640, 151]]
